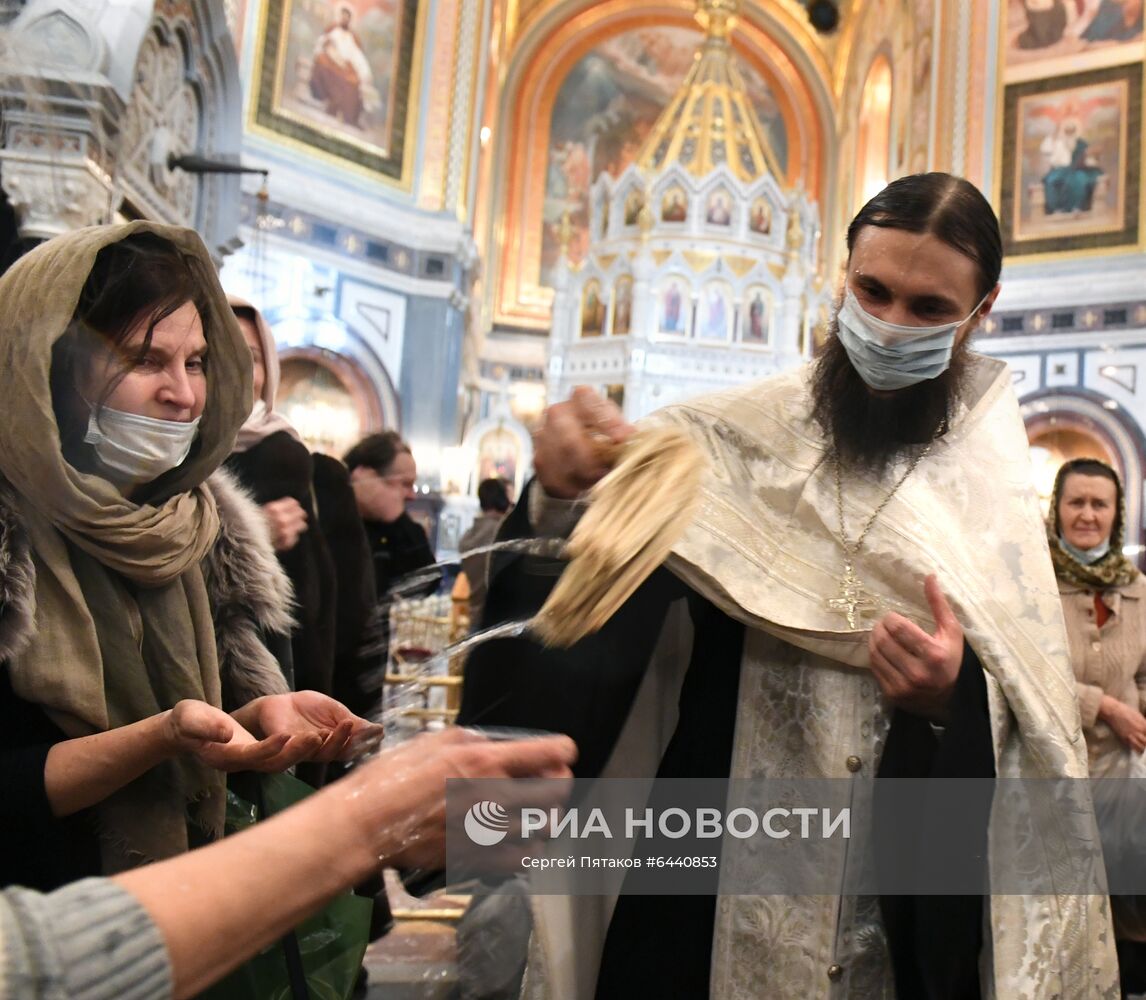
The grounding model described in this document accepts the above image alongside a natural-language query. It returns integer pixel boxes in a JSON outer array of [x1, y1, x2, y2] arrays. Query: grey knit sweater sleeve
[[0, 878, 172, 1000]]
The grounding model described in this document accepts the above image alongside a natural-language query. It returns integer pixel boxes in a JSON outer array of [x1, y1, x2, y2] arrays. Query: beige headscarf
[[227, 293, 302, 453], [0, 221, 252, 868]]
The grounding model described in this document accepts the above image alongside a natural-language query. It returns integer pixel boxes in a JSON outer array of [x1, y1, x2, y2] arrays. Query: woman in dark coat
[[224, 297, 383, 722], [343, 431, 437, 605]]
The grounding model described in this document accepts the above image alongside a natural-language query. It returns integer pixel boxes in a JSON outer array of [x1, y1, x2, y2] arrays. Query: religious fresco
[[1000, 64, 1141, 256], [252, 0, 421, 181], [697, 281, 733, 341], [540, 25, 790, 287], [656, 276, 691, 337], [705, 188, 735, 227], [477, 426, 520, 488], [1004, 0, 1143, 82], [580, 279, 606, 336], [741, 286, 771, 345], [661, 186, 688, 223], [611, 276, 634, 336], [749, 196, 773, 235]]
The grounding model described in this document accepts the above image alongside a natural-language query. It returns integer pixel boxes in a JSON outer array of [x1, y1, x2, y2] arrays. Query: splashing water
[[385, 536, 569, 601], [361, 536, 569, 750], [379, 620, 532, 747]]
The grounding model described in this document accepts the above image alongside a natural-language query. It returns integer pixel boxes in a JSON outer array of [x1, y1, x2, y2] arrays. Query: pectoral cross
[[827, 560, 880, 630]]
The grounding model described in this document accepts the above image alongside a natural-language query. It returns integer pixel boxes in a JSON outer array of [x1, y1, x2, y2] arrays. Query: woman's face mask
[[76, 299, 208, 484], [84, 407, 201, 484], [835, 286, 991, 391]]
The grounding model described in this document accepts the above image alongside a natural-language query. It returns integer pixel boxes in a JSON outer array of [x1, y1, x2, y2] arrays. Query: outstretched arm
[[112, 728, 575, 998], [2, 729, 576, 1000], [45, 700, 312, 817]]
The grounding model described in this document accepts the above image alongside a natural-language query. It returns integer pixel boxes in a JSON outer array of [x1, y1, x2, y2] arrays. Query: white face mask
[[1059, 535, 1112, 565], [84, 406, 201, 484], [248, 399, 268, 423], [836, 287, 990, 391]]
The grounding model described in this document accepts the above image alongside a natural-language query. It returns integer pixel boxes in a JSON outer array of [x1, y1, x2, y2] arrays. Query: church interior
[[7, 0, 1145, 561], [3, 0, 1146, 994]]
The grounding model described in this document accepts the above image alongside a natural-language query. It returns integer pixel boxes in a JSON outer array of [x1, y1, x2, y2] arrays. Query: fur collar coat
[[0, 469, 293, 710]]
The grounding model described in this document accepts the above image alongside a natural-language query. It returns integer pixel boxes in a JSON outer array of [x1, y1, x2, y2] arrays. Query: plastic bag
[[197, 772, 373, 1000]]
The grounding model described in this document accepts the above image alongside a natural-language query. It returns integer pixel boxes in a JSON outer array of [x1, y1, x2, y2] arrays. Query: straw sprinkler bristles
[[531, 424, 706, 647]]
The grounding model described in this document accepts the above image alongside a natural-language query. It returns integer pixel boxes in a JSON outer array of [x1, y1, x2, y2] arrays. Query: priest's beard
[[810, 320, 972, 477]]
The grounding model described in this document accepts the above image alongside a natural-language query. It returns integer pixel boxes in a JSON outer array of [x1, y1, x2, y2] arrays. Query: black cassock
[[459, 491, 995, 1000]]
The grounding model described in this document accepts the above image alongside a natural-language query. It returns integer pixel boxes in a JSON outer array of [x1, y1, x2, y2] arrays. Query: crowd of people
[[3, 173, 1146, 1000], [0, 222, 571, 998]]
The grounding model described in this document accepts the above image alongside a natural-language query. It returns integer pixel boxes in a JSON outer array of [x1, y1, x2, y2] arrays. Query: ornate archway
[[482, 0, 836, 331], [265, 307, 402, 444]]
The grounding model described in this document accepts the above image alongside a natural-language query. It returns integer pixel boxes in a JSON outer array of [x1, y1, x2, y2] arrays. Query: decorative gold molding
[[420, 0, 461, 210], [682, 249, 718, 272], [723, 253, 758, 276]]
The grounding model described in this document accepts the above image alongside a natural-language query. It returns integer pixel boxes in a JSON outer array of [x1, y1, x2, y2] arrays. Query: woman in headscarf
[[0, 222, 379, 893], [1049, 457, 1146, 776], [224, 296, 384, 750], [225, 296, 337, 699], [1051, 457, 1146, 996]]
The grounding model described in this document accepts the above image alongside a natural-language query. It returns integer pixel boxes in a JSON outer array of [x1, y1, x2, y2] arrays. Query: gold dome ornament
[[695, 0, 740, 38], [635, 0, 782, 184]]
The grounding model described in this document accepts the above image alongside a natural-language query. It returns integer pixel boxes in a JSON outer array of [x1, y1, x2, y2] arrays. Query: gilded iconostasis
[[5, 0, 1146, 551], [228, 0, 1146, 553]]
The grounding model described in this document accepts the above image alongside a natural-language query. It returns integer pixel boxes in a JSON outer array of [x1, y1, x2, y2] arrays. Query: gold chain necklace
[[827, 444, 932, 629]]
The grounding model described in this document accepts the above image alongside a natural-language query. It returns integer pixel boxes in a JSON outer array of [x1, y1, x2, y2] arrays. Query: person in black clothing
[[458, 174, 1116, 996], [344, 431, 437, 601], [226, 296, 348, 703], [226, 298, 394, 943], [225, 297, 385, 722], [458, 477, 512, 627]]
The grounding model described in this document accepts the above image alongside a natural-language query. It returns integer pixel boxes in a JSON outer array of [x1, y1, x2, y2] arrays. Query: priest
[[458, 172, 1118, 999]]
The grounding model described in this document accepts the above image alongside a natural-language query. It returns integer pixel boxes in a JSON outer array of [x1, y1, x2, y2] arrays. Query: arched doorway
[[278, 347, 387, 458], [264, 307, 402, 456], [1027, 424, 1117, 513]]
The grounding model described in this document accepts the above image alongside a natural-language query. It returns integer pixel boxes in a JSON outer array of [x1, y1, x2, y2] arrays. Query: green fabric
[[200, 773, 373, 1000], [0, 222, 253, 868]]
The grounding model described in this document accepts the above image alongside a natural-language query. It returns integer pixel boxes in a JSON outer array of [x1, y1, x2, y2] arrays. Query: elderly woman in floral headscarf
[[1049, 457, 1146, 777]]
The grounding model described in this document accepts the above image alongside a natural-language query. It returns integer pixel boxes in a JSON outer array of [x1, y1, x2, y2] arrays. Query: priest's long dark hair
[[847, 172, 1003, 301]]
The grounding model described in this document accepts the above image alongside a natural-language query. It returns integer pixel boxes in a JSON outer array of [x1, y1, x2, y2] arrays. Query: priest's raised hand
[[868, 574, 963, 723], [532, 385, 634, 498]]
